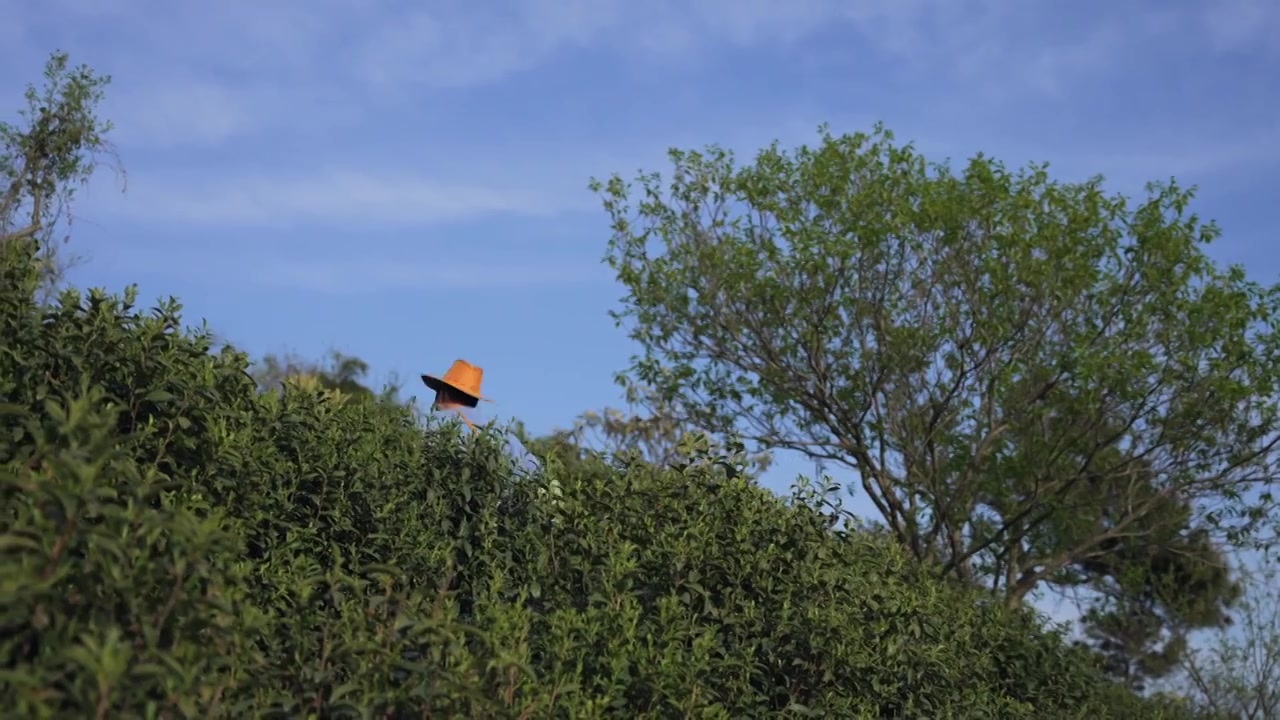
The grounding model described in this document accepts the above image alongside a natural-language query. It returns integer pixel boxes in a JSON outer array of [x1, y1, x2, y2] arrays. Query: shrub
[[1, 238, 1196, 717]]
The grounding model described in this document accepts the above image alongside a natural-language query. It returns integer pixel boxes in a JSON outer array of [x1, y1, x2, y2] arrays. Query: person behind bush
[[421, 359, 541, 476]]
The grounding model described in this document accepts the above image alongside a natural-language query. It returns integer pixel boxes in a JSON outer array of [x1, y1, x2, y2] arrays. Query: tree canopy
[[251, 349, 402, 405], [1175, 560, 1280, 718], [593, 123, 1280, 681], [0, 51, 121, 299], [547, 382, 773, 479]]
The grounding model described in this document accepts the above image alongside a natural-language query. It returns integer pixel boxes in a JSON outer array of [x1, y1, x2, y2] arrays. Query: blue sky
[[3, 0, 1278, 544]]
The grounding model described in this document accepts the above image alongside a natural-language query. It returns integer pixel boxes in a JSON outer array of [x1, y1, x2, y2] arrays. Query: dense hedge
[[1, 238, 1195, 718]]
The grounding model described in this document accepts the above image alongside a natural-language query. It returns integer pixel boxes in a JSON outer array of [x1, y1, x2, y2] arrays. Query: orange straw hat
[[421, 359, 490, 404]]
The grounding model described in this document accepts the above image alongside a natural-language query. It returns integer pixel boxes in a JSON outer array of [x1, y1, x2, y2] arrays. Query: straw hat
[[421, 359, 489, 405]]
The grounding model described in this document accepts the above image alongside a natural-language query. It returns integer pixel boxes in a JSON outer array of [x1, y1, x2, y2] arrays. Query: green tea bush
[[1, 238, 1195, 718]]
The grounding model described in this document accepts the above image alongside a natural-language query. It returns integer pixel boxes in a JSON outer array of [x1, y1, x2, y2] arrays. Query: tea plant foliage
[[0, 235, 1202, 717]]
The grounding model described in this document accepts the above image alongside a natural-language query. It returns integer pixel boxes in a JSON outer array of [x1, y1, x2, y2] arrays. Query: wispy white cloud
[[908, 124, 1280, 195], [1, 0, 1196, 147], [261, 258, 608, 294], [1, 2, 1250, 136], [1084, 129, 1280, 188], [84, 229, 611, 293], [1200, 0, 1280, 55], [103, 169, 567, 227], [7, 0, 1277, 236], [105, 80, 259, 149]]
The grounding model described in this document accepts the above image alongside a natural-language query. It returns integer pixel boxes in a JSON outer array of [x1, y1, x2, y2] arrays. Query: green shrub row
[[1, 238, 1195, 717]]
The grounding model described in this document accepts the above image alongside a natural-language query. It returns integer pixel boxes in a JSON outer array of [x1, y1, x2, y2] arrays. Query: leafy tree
[[1003, 404, 1242, 689], [1175, 562, 1280, 719], [549, 382, 773, 477], [1073, 520, 1240, 691], [251, 349, 401, 404], [1, 51, 122, 300], [592, 125, 1280, 649]]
